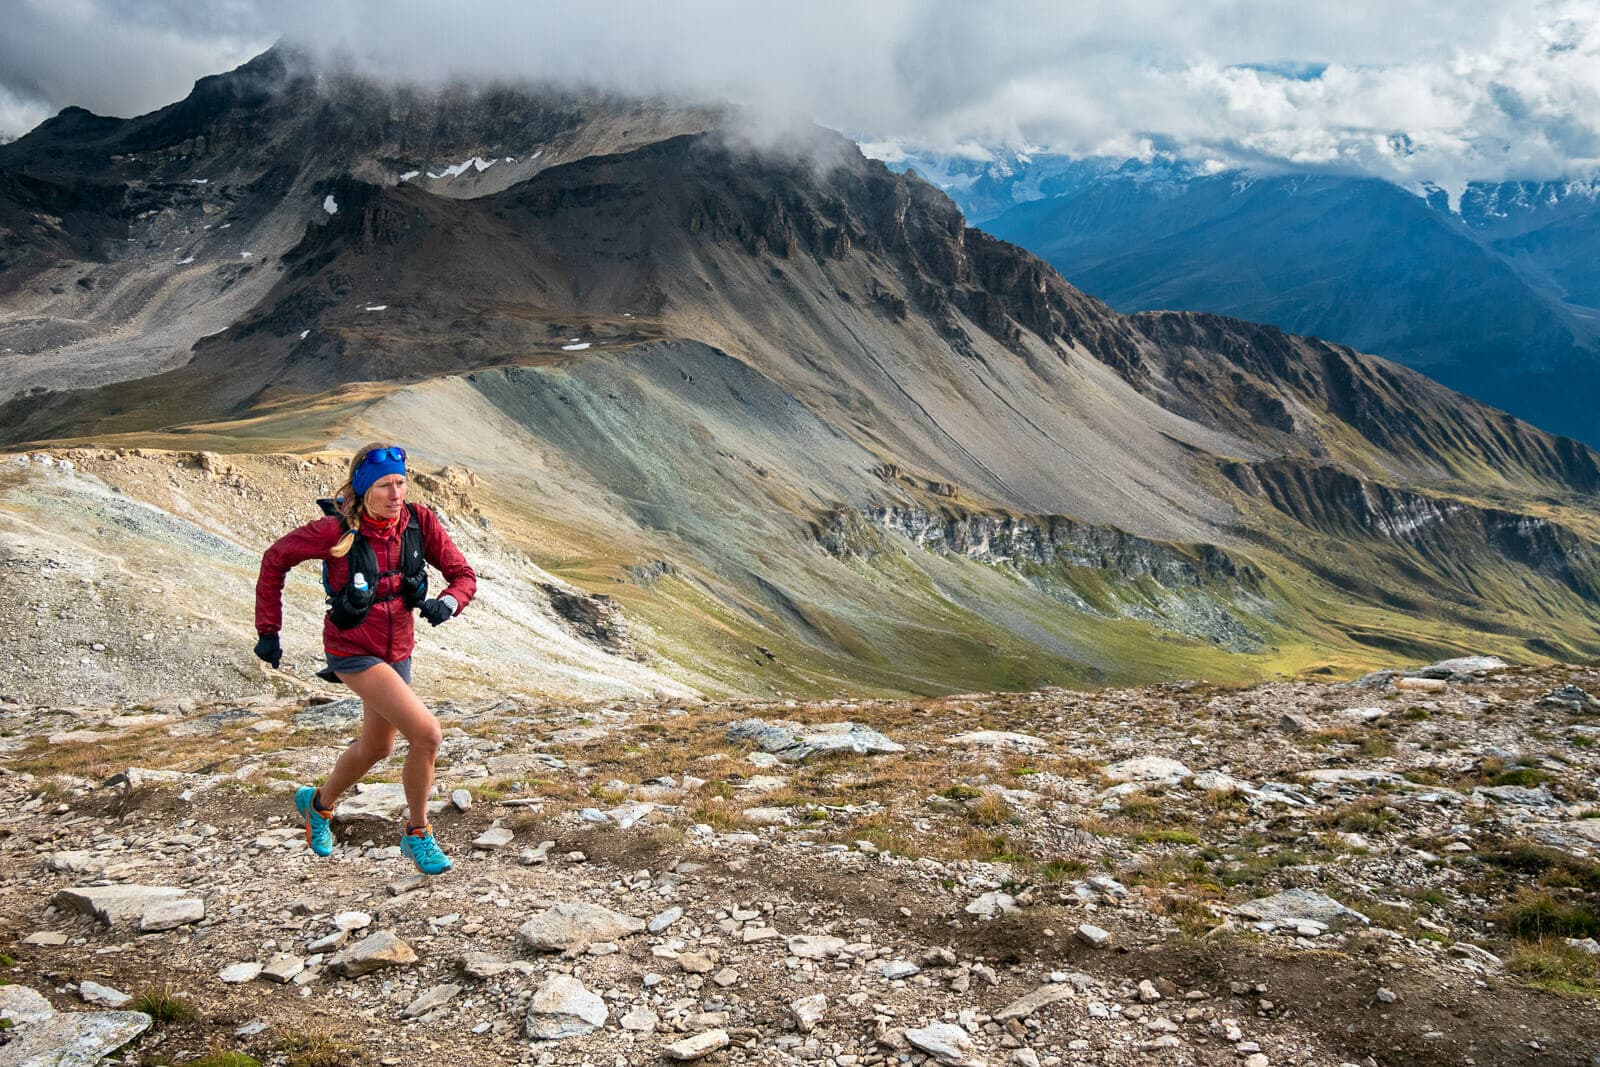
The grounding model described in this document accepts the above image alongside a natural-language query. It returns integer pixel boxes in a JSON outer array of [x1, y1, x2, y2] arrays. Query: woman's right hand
[[253, 633, 282, 668]]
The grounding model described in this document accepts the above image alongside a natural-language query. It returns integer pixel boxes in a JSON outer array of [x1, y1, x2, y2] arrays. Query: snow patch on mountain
[[427, 156, 496, 180]]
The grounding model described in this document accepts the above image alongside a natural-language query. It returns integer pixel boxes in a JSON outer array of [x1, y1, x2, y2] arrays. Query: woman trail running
[[253, 442, 476, 874]]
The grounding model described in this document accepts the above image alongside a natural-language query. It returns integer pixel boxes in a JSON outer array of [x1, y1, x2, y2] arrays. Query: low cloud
[[2, 0, 1597, 187]]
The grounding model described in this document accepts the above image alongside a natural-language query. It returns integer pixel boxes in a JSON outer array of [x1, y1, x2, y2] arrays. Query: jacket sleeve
[[420, 507, 477, 614], [255, 517, 341, 635]]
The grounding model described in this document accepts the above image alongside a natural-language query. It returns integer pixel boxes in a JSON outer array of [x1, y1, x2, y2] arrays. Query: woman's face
[[363, 473, 407, 521]]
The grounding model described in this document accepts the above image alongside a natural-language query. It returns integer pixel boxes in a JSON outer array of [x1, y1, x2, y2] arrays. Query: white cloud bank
[[2, 0, 1598, 186]]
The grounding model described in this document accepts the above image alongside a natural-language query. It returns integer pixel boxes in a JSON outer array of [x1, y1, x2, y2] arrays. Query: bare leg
[[326, 663, 442, 828], [316, 706, 398, 809]]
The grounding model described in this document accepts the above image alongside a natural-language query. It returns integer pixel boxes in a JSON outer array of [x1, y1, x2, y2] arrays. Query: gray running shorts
[[317, 656, 412, 685]]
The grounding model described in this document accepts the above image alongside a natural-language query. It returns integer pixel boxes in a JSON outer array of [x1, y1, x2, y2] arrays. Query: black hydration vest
[[317, 499, 429, 629]]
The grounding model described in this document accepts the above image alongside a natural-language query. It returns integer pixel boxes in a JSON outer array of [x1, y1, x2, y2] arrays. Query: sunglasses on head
[[363, 446, 406, 465]]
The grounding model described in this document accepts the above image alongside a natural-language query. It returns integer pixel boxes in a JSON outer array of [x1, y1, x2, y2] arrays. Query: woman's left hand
[[419, 598, 455, 626]]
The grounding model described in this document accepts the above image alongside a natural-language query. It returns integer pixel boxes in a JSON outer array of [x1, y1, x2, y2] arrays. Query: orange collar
[[360, 510, 402, 536]]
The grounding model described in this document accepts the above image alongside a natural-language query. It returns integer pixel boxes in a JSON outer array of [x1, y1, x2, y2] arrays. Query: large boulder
[[328, 930, 418, 977], [726, 718, 903, 761], [54, 885, 185, 925], [1100, 756, 1191, 784], [516, 902, 645, 952], [0, 983, 152, 1067], [1235, 889, 1369, 930]]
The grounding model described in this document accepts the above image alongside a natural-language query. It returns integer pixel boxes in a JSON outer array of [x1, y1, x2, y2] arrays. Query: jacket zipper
[[383, 530, 395, 661]]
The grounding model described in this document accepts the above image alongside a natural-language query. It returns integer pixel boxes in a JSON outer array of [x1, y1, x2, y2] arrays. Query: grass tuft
[[129, 985, 195, 1026], [964, 792, 1019, 827], [1496, 892, 1600, 940], [284, 1028, 363, 1067], [1507, 939, 1600, 997]]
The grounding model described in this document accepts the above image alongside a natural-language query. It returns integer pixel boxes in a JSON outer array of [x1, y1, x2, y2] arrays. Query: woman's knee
[[406, 719, 443, 755]]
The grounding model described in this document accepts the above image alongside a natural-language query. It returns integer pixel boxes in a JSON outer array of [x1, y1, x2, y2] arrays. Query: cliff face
[[814, 505, 1270, 653]]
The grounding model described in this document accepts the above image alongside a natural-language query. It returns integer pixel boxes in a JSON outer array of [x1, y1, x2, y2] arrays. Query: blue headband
[[352, 447, 406, 496]]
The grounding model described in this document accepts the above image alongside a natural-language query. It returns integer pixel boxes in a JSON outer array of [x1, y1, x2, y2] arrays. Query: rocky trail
[[2, 659, 1598, 1066]]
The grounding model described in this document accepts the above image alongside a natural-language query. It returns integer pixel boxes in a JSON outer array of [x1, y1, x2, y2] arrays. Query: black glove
[[419, 598, 454, 627], [253, 633, 282, 668]]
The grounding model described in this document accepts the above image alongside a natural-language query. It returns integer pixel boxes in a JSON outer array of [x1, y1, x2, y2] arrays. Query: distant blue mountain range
[[891, 152, 1600, 447]]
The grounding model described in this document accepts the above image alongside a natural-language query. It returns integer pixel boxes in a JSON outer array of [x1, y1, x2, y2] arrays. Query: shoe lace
[[408, 829, 445, 864]]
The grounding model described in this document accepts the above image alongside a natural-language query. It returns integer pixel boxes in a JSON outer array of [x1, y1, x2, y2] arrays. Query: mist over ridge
[[3, 0, 1600, 193]]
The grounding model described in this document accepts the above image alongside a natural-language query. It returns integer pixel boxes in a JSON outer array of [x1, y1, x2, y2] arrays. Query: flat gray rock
[[1472, 785, 1557, 807], [218, 962, 262, 984], [458, 951, 510, 978], [904, 1020, 984, 1066], [139, 897, 204, 932], [1076, 924, 1112, 947], [55, 885, 185, 925], [2, 1007, 151, 1067], [524, 974, 607, 1040], [472, 825, 514, 849], [21, 931, 68, 947], [0, 984, 58, 1026], [604, 801, 656, 828], [790, 993, 827, 1031], [663, 1029, 731, 1060], [76, 981, 129, 1008], [726, 718, 903, 761], [1101, 757, 1191, 784], [1303, 768, 1408, 788], [517, 902, 645, 952], [1235, 889, 1369, 929], [945, 730, 1049, 751], [994, 984, 1074, 1020], [1418, 656, 1507, 677], [620, 1004, 659, 1032], [260, 953, 305, 983], [787, 934, 847, 959], [401, 983, 462, 1019], [1540, 684, 1599, 711], [294, 698, 364, 729], [333, 782, 447, 823], [965, 891, 1017, 918], [648, 906, 683, 933], [328, 930, 418, 977], [167, 706, 257, 736]]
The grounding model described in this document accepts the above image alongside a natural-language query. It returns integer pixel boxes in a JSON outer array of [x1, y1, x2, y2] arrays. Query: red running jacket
[[255, 505, 477, 662]]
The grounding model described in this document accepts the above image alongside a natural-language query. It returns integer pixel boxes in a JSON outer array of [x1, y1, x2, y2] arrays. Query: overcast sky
[[2, 0, 1597, 190]]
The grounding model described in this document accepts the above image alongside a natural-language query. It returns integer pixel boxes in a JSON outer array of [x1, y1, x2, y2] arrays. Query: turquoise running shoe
[[401, 824, 453, 875], [295, 785, 335, 857]]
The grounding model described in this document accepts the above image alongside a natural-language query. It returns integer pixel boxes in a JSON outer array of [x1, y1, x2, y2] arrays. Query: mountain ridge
[[3, 51, 1600, 701], [963, 159, 1600, 447]]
